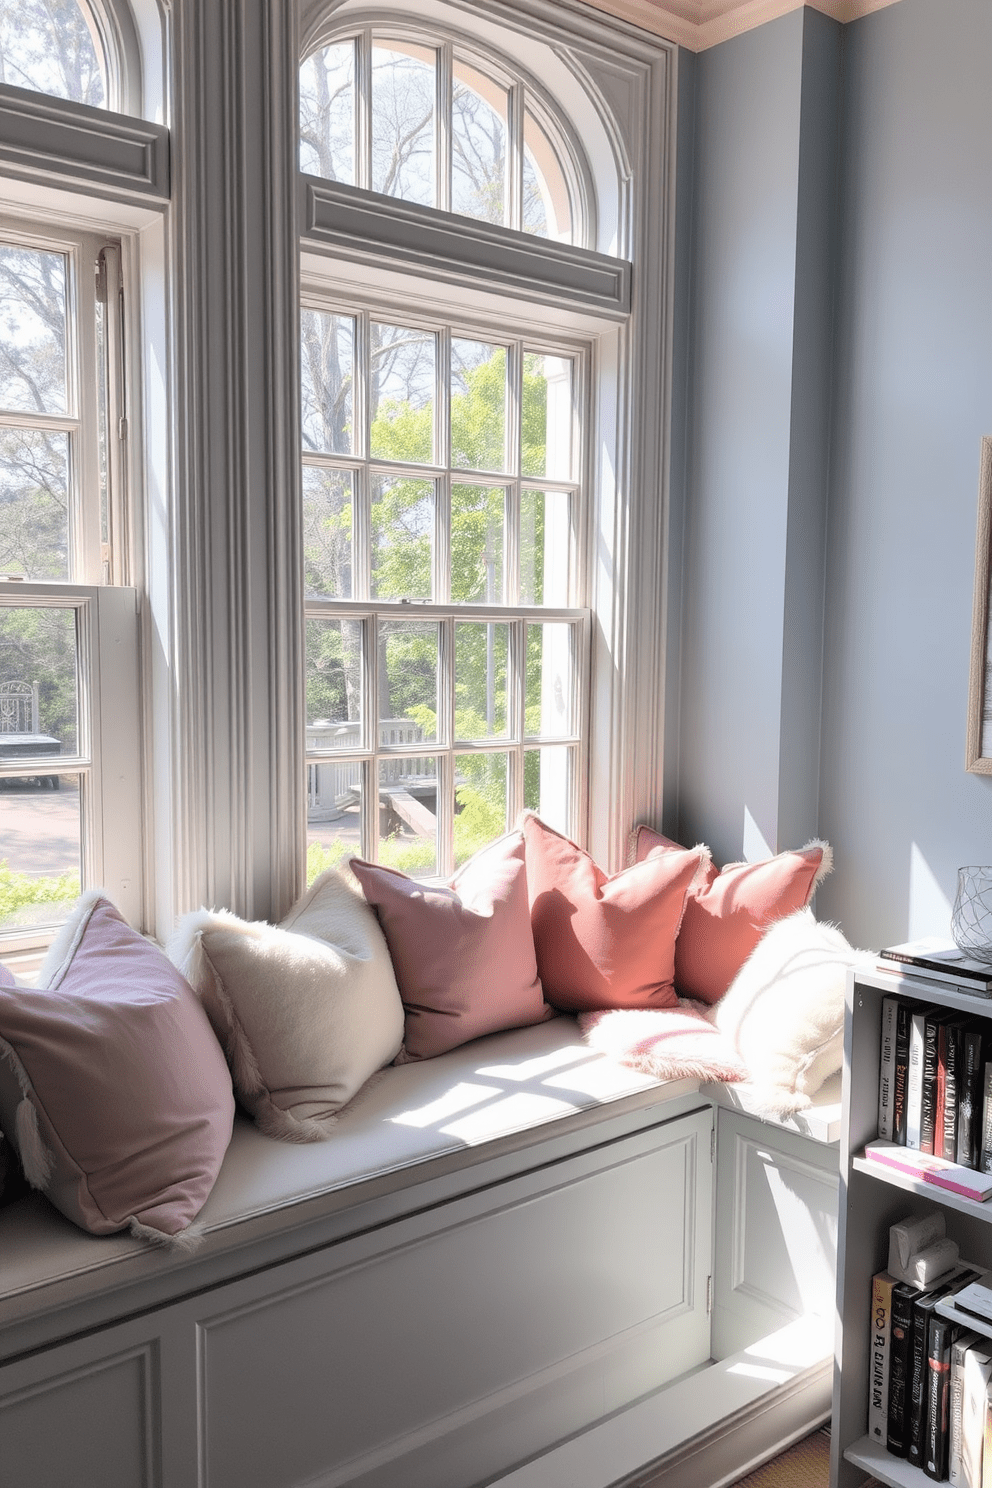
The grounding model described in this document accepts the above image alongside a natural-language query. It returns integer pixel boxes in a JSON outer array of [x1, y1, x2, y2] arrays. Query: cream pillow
[[169, 871, 404, 1142], [713, 908, 861, 1115]]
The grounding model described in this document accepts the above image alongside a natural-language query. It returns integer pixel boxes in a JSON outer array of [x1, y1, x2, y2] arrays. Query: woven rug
[[728, 1428, 882, 1488]]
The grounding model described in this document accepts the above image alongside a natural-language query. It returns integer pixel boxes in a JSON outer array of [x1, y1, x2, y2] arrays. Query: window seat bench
[[0, 1015, 839, 1488]]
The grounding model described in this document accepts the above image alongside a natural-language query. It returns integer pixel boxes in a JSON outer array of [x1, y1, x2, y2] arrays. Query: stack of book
[[878, 941, 992, 998], [875, 994, 992, 1178], [870, 1267, 992, 1482]]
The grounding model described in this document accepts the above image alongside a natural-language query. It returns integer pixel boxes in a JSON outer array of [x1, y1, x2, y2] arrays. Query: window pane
[[455, 623, 508, 740], [523, 110, 572, 243], [454, 751, 507, 867], [307, 761, 364, 882], [378, 620, 438, 743], [452, 59, 507, 226], [0, 606, 77, 756], [303, 466, 353, 599], [0, 772, 81, 932], [372, 40, 436, 207], [370, 321, 435, 464], [301, 310, 354, 455], [379, 755, 437, 877], [371, 475, 433, 600], [451, 484, 504, 603], [524, 746, 572, 838], [522, 353, 571, 479], [521, 489, 570, 606], [525, 622, 574, 739], [300, 41, 355, 183], [0, 246, 67, 416], [306, 616, 363, 742], [451, 339, 505, 472], [0, 428, 69, 580], [0, 3, 104, 106]]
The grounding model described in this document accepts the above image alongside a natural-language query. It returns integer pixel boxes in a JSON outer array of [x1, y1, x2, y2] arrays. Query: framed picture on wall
[[967, 436, 992, 772]]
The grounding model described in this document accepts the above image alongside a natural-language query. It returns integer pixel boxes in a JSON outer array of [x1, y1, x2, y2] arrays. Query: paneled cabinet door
[[712, 1106, 839, 1361]]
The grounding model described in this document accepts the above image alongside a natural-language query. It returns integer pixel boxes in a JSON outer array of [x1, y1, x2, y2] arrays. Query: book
[[960, 1339, 992, 1486], [981, 1062, 992, 1174], [880, 940, 992, 994], [925, 1314, 960, 1478], [877, 959, 992, 995], [908, 1008, 928, 1149], [879, 995, 900, 1140], [870, 1270, 897, 1443], [958, 1025, 985, 1169], [922, 1010, 952, 1155], [941, 1019, 968, 1161], [864, 1141, 992, 1200], [894, 999, 914, 1145], [948, 1329, 980, 1485], [888, 1280, 917, 1455]]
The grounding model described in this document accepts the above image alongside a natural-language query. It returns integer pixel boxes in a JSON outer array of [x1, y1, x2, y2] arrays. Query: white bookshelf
[[831, 965, 992, 1488]]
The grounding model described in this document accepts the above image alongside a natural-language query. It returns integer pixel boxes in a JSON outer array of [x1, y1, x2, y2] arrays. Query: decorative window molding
[[0, 84, 169, 203], [299, 177, 630, 321]]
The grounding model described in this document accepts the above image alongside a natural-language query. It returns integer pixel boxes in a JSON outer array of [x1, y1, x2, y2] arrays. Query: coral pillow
[[630, 825, 832, 1005], [170, 870, 404, 1141], [521, 812, 708, 1012], [0, 893, 235, 1245], [350, 831, 553, 1062], [713, 908, 861, 1115]]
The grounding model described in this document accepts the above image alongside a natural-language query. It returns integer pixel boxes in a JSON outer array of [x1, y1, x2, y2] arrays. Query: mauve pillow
[[350, 831, 553, 1062], [170, 870, 404, 1141], [521, 812, 709, 1013], [0, 893, 235, 1246], [630, 825, 832, 1005]]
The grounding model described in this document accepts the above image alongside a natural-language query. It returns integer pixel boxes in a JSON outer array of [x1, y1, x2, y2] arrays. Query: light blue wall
[[674, 8, 838, 867], [673, 0, 992, 948], [817, 0, 992, 946]]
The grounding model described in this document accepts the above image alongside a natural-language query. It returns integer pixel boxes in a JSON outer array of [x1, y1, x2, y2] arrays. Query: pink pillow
[[521, 812, 708, 1013], [350, 831, 553, 1062], [0, 893, 235, 1245], [630, 825, 832, 1004]]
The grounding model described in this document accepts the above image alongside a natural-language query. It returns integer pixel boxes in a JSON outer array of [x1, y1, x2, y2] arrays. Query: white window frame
[[300, 284, 593, 872], [0, 210, 144, 954]]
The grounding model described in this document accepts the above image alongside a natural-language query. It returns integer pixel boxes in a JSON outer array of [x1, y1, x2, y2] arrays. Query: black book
[[908, 1269, 981, 1468], [957, 1024, 985, 1168], [924, 1315, 960, 1480], [880, 941, 992, 993], [939, 1018, 967, 1160], [921, 1010, 955, 1155], [893, 999, 914, 1146], [888, 1281, 917, 1456]]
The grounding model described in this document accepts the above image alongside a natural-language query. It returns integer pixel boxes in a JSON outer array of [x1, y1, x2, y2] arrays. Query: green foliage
[[0, 859, 79, 925]]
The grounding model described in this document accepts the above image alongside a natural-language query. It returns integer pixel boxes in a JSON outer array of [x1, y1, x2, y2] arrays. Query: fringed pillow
[[629, 826, 833, 1004], [170, 870, 404, 1140], [0, 893, 234, 1248]]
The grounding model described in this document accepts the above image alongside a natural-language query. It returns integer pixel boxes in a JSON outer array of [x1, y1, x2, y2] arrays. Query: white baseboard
[[489, 1315, 833, 1488]]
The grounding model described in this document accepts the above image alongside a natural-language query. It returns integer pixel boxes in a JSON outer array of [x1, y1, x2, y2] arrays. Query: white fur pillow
[[712, 908, 861, 1116], [169, 871, 404, 1142]]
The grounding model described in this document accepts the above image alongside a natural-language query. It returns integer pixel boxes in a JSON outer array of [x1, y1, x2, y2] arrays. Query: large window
[[0, 0, 107, 106], [0, 224, 131, 941], [302, 300, 588, 880]]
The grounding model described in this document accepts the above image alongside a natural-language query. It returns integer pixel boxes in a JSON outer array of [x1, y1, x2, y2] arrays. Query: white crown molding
[[576, 0, 903, 50]]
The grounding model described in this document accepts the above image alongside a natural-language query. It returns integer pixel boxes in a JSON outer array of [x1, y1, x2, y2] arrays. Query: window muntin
[[0, 0, 106, 107], [302, 298, 586, 880], [300, 30, 579, 244]]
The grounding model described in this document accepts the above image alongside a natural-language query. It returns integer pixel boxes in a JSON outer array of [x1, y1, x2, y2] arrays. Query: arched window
[[0, 0, 107, 107], [299, 18, 616, 880], [300, 30, 579, 244]]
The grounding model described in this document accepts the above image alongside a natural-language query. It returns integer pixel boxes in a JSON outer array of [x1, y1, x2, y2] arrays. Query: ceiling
[[577, 0, 903, 50]]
